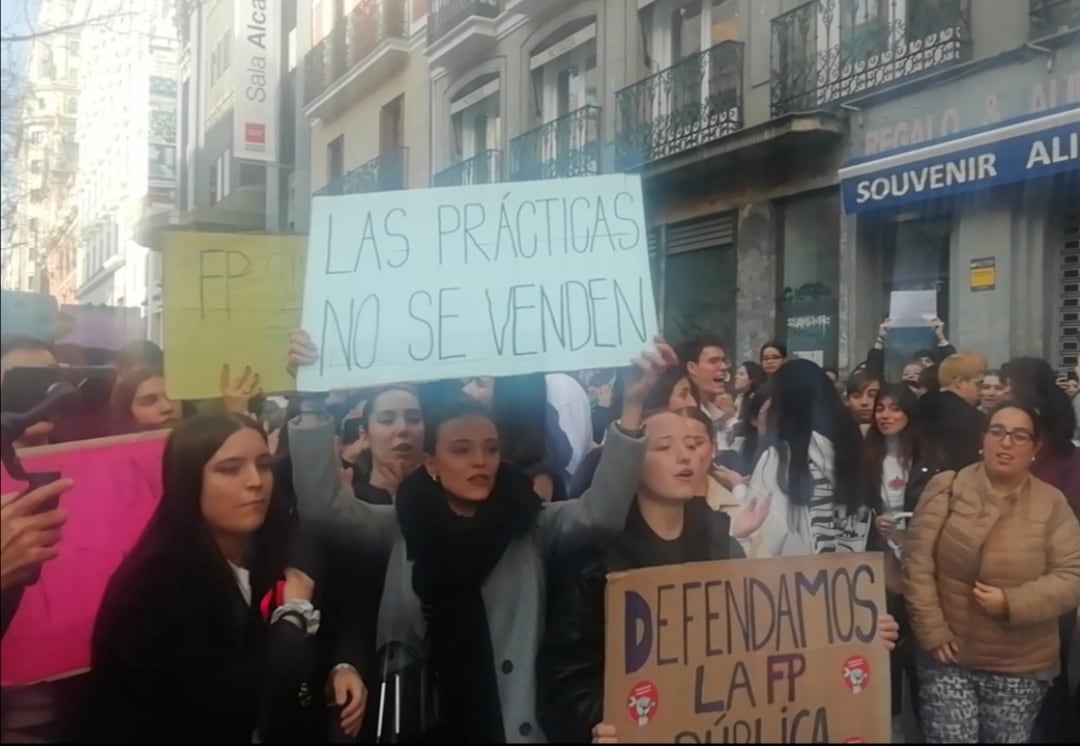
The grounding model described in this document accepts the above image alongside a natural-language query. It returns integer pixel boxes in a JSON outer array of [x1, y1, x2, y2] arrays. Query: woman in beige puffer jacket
[[904, 403, 1080, 743]]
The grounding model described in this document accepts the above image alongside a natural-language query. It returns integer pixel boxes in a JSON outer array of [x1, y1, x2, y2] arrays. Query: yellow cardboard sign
[[162, 232, 305, 400]]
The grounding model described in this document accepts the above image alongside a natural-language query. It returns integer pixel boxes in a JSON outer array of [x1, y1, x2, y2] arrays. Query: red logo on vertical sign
[[245, 122, 266, 148], [841, 655, 871, 694], [625, 681, 659, 727]]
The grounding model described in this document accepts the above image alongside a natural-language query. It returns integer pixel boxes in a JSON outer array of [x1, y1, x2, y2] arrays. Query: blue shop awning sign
[[839, 106, 1079, 214]]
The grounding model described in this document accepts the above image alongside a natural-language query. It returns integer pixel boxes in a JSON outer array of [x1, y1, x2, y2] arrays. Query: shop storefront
[[837, 47, 1080, 374]]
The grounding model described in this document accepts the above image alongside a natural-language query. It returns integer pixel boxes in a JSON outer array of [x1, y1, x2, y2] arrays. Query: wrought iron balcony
[[305, 0, 408, 106], [509, 105, 601, 182], [770, 0, 972, 117], [1030, 0, 1080, 38], [428, 0, 499, 45], [615, 41, 744, 171], [315, 147, 408, 196], [433, 149, 503, 187]]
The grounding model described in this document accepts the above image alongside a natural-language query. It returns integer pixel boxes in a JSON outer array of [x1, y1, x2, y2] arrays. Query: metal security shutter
[[666, 213, 737, 254], [647, 227, 660, 255], [1056, 190, 1080, 369], [660, 213, 738, 343], [647, 227, 662, 320]]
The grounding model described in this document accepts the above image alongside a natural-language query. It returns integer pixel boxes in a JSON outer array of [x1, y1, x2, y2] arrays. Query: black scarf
[[395, 464, 542, 743], [608, 498, 718, 571]]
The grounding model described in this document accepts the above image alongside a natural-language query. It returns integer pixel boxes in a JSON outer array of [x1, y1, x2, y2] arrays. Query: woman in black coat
[[87, 415, 299, 742], [538, 408, 741, 743]]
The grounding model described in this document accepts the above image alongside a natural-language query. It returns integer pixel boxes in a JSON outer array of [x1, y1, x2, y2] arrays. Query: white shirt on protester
[[733, 432, 873, 558], [545, 373, 593, 477], [229, 561, 252, 606]]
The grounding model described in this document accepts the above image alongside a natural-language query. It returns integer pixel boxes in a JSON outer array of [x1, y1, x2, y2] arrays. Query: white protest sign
[[888, 290, 937, 327], [297, 174, 658, 391]]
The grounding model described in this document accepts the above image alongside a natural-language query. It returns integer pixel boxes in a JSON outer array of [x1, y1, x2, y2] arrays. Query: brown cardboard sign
[[603, 554, 890, 743]]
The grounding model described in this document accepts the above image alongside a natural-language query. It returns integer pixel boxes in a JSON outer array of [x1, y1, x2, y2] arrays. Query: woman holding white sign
[[285, 329, 674, 743]]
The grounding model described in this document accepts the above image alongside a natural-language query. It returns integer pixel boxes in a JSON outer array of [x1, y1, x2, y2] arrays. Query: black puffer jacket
[[536, 499, 741, 743]]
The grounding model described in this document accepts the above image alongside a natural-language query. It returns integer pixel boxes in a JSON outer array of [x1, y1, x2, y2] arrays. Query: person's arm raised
[[538, 339, 677, 554], [285, 329, 397, 553]]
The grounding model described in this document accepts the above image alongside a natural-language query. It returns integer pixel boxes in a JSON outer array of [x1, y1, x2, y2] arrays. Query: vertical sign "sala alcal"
[[233, 0, 278, 164]]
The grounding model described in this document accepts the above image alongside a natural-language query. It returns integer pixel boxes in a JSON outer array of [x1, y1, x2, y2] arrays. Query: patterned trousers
[[917, 661, 1049, 743]]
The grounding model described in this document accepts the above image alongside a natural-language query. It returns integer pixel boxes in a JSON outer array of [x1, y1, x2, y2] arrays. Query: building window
[[68, 39, 80, 56], [222, 147, 231, 199], [210, 33, 232, 85], [778, 190, 841, 368], [66, 96, 77, 114], [30, 130, 44, 144], [532, 35, 599, 124], [710, 0, 739, 43], [450, 76, 501, 164], [312, 0, 324, 44], [30, 160, 44, 173]]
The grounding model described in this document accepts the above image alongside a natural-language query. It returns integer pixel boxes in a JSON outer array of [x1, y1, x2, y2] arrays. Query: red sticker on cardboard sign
[[841, 655, 871, 694], [626, 681, 659, 727], [844, 738, 867, 743]]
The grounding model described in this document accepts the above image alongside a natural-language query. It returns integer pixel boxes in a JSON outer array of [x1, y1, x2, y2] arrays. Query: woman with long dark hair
[[728, 361, 767, 468], [110, 366, 181, 433], [864, 383, 939, 531], [731, 359, 873, 556], [286, 330, 673, 742], [455, 373, 570, 501], [1004, 357, 1079, 516], [87, 415, 294, 741], [347, 385, 425, 504], [863, 383, 939, 738]]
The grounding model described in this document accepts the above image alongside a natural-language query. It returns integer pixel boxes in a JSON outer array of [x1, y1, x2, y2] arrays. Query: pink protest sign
[[0, 431, 167, 686]]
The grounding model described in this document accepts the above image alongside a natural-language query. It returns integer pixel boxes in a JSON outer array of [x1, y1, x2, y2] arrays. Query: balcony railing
[[770, 0, 971, 117], [509, 105, 601, 182], [433, 149, 503, 187], [305, 0, 408, 105], [615, 41, 744, 171], [315, 147, 408, 196], [1030, 0, 1080, 38], [428, 0, 499, 45]]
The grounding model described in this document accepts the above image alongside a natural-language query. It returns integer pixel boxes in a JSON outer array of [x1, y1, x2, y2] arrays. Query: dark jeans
[[889, 592, 922, 721]]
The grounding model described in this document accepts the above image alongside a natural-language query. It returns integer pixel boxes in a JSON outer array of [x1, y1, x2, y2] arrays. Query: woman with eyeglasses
[[759, 341, 787, 376], [903, 403, 1080, 743]]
